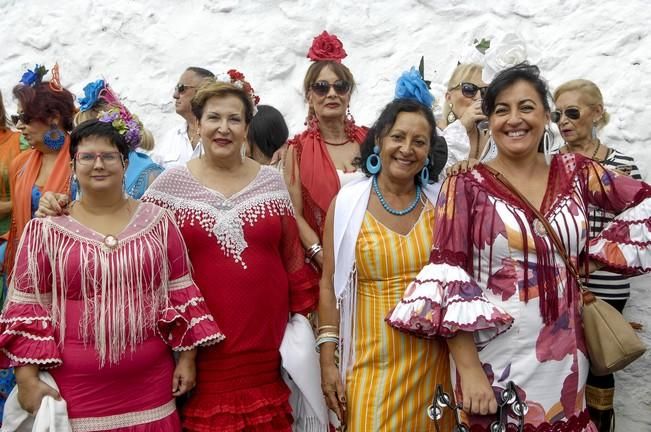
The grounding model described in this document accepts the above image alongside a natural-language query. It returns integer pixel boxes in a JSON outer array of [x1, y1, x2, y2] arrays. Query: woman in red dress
[[142, 81, 319, 431], [284, 31, 367, 269]]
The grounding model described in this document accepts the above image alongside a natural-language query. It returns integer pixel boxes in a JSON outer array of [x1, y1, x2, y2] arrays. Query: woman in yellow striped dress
[[317, 69, 452, 432]]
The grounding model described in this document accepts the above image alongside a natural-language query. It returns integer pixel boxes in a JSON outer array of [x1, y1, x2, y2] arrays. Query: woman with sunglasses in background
[[4, 65, 75, 279], [440, 63, 491, 162], [0, 118, 222, 431], [554, 79, 642, 432], [284, 31, 367, 269]]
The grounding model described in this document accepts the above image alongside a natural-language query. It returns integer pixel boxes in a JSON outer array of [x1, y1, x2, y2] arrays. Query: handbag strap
[[482, 165, 593, 302]]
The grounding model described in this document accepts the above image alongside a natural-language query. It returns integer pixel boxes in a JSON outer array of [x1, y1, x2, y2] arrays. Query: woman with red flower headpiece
[[284, 31, 368, 270]]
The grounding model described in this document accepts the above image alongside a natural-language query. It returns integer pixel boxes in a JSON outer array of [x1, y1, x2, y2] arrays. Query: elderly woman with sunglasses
[[553, 79, 642, 432], [440, 63, 491, 162], [388, 63, 651, 431], [284, 31, 367, 269]]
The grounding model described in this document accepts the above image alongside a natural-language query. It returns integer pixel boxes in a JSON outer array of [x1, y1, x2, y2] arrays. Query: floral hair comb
[[19, 63, 63, 92], [215, 69, 260, 114], [81, 79, 143, 149], [307, 31, 347, 63], [395, 57, 435, 108]]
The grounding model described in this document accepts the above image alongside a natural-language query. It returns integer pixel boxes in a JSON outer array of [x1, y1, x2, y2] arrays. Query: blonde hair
[[442, 63, 483, 124], [554, 79, 609, 129]]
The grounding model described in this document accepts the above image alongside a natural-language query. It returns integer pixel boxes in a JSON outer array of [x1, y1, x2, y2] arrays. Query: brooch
[[532, 218, 547, 237], [103, 234, 119, 249]]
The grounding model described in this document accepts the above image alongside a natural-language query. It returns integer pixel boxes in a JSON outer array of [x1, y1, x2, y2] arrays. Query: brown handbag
[[483, 165, 647, 376]]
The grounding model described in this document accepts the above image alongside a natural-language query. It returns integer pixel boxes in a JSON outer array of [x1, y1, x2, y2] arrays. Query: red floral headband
[[307, 31, 347, 63]]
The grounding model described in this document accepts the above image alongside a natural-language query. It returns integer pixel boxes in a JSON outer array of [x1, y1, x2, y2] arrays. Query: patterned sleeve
[[157, 211, 225, 350], [0, 219, 61, 368], [280, 212, 319, 315], [584, 159, 651, 274], [387, 174, 513, 339]]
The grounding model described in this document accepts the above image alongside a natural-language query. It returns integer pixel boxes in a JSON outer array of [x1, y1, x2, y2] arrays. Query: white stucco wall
[[1, 0, 649, 429]]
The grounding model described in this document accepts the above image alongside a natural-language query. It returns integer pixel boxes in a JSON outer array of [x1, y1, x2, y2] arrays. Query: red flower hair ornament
[[215, 69, 260, 114], [307, 31, 348, 63]]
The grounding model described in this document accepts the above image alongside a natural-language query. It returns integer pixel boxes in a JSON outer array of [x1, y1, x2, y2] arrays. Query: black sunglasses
[[310, 80, 351, 97], [551, 108, 581, 123], [11, 112, 30, 125], [452, 82, 487, 99], [175, 83, 196, 94]]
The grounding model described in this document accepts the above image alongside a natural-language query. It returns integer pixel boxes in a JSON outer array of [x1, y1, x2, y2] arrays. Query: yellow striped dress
[[345, 203, 452, 432]]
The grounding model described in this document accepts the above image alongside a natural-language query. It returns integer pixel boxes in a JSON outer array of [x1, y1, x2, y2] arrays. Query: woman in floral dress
[[388, 63, 651, 431]]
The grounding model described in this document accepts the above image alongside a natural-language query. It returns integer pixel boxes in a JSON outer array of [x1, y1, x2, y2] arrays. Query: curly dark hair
[[357, 98, 447, 183], [12, 82, 76, 131]]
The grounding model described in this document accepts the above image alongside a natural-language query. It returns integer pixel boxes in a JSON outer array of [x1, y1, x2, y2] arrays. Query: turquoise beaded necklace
[[372, 175, 422, 216]]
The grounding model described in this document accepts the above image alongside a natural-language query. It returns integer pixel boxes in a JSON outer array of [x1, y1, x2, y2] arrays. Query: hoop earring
[[592, 122, 598, 140], [366, 145, 381, 174], [43, 125, 65, 150], [543, 127, 553, 165], [420, 157, 430, 184], [447, 104, 457, 124]]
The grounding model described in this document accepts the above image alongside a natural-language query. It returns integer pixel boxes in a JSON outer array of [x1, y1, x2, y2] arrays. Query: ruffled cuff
[[288, 264, 319, 315], [158, 277, 225, 351], [386, 263, 513, 339], [589, 197, 651, 275], [0, 303, 61, 368]]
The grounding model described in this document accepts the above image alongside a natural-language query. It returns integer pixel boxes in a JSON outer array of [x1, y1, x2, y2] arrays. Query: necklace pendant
[[103, 234, 119, 249], [532, 219, 547, 237]]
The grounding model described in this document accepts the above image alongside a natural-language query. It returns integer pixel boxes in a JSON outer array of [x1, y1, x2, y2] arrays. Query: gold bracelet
[[318, 325, 339, 333]]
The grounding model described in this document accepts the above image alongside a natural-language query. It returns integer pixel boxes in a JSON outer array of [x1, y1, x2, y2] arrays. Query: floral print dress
[[387, 153, 651, 431]]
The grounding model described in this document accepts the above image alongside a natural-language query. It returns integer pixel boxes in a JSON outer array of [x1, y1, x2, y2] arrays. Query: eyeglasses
[[11, 113, 30, 125], [551, 108, 581, 123], [451, 82, 487, 99], [174, 83, 196, 94], [75, 151, 123, 166], [310, 80, 351, 97]]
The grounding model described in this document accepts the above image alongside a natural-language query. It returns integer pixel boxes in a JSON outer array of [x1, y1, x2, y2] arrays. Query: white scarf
[[332, 176, 441, 384]]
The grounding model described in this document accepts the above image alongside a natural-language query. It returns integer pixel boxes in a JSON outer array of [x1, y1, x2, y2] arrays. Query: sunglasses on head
[[11, 113, 30, 125], [310, 80, 351, 97], [551, 108, 581, 123], [175, 83, 196, 94], [452, 82, 487, 99]]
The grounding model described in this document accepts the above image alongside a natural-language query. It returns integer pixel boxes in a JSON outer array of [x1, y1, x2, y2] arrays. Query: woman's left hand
[[172, 350, 197, 396]]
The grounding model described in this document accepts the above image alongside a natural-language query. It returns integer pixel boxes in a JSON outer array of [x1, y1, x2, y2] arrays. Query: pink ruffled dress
[[0, 202, 224, 432]]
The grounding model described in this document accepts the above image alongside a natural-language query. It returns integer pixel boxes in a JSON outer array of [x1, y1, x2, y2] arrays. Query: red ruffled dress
[[143, 165, 319, 432], [0, 203, 224, 432]]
